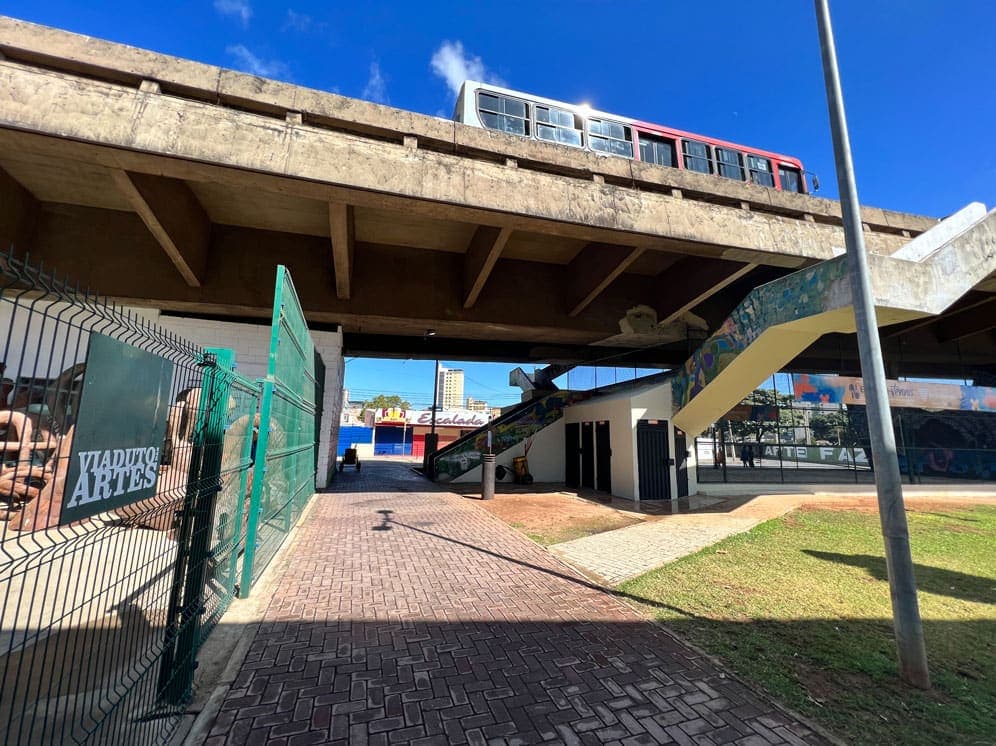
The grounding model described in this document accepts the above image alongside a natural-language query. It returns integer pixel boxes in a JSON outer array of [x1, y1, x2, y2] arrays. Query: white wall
[[564, 396, 637, 499], [150, 313, 344, 487], [454, 416, 565, 484], [630, 384, 698, 499]]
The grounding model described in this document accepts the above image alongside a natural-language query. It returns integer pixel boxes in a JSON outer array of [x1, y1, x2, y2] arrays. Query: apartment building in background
[[437, 367, 464, 410]]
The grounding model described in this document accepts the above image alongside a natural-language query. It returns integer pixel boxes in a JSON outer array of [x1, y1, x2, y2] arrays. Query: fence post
[[239, 378, 274, 598], [159, 349, 232, 704]]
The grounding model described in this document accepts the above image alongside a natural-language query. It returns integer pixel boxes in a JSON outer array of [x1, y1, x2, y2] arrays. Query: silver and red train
[[455, 80, 810, 194]]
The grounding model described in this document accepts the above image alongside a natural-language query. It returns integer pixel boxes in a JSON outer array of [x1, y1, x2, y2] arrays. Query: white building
[[436, 367, 464, 410]]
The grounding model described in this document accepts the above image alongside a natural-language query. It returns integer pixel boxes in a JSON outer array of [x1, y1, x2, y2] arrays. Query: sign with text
[[793, 373, 996, 413], [60, 334, 174, 525]]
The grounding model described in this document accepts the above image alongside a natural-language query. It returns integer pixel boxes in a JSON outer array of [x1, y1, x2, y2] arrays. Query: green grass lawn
[[618, 506, 996, 745]]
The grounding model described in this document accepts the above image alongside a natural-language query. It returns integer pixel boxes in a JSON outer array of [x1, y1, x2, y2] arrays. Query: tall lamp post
[[423, 330, 440, 475], [813, 0, 930, 688]]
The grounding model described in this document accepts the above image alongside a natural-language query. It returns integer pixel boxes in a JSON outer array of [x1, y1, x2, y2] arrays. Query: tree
[[360, 394, 411, 417], [809, 408, 851, 445], [725, 388, 806, 443]]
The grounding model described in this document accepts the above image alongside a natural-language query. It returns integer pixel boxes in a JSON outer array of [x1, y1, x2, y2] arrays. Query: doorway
[[674, 428, 689, 498], [637, 419, 671, 500], [595, 421, 611, 492], [565, 422, 580, 488], [580, 422, 595, 489]]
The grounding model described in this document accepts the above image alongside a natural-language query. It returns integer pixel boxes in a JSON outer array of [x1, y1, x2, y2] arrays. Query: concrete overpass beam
[[463, 225, 512, 308], [0, 165, 38, 255], [111, 170, 209, 287], [654, 257, 756, 325], [566, 243, 644, 317], [934, 296, 996, 342], [328, 201, 355, 300]]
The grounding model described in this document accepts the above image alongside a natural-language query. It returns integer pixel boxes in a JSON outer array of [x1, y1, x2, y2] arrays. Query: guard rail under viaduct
[[1, 16, 994, 385]]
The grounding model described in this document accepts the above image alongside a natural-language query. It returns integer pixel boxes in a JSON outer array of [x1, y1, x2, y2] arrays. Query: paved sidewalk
[[201, 461, 827, 745], [551, 489, 996, 585], [552, 515, 764, 586]]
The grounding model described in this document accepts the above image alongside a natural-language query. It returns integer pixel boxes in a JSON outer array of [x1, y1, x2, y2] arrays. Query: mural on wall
[[671, 257, 850, 412], [793, 373, 996, 413], [433, 390, 590, 482], [848, 406, 996, 480]]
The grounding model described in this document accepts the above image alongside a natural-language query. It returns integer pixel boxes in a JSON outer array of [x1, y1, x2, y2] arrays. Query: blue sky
[[5, 1, 993, 406]]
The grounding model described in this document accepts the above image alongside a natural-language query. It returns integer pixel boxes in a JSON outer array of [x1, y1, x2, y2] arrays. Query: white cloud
[[214, 0, 252, 27], [283, 9, 312, 32], [430, 40, 503, 97], [226, 44, 291, 80], [362, 61, 388, 104]]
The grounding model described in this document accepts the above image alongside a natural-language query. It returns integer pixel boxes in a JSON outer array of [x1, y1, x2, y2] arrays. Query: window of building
[[746, 155, 775, 187], [477, 92, 530, 137], [535, 105, 583, 147], [638, 133, 676, 167], [778, 165, 804, 193], [588, 118, 634, 158], [715, 147, 745, 181], [682, 139, 712, 174]]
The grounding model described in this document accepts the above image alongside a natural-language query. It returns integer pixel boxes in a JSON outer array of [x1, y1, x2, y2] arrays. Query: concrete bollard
[[481, 454, 496, 500]]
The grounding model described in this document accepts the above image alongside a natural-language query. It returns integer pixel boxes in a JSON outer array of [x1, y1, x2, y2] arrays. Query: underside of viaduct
[[1, 17, 994, 382]]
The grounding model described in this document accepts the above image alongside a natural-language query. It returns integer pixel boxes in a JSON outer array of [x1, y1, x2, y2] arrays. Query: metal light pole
[[423, 357, 441, 476], [813, 0, 930, 688]]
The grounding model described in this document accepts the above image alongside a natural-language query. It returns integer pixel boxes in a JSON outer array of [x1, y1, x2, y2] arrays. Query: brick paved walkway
[[203, 461, 827, 745]]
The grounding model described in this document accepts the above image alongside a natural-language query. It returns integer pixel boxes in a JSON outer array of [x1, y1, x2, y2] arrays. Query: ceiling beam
[[111, 170, 209, 287], [884, 291, 992, 340], [463, 225, 512, 308], [934, 296, 996, 342], [653, 257, 756, 325], [0, 164, 38, 255], [566, 243, 645, 317], [329, 201, 355, 300]]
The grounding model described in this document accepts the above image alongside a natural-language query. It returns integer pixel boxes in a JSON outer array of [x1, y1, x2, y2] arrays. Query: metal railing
[[0, 253, 322, 743]]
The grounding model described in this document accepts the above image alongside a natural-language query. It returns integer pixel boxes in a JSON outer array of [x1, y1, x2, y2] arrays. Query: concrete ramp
[[672, 203, 996, 436]]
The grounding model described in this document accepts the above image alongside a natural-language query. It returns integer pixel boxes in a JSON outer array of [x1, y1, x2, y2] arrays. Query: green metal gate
[[0, 253, 322, 743], [239, 265, 317, 594]]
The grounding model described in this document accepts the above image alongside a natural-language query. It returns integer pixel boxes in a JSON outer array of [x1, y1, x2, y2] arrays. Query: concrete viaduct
[[1, 16, 994, 381]]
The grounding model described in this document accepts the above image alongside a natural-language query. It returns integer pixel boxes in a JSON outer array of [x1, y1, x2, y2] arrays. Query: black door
[[637, 419, 671, 500], [580, 422, 595, 489], [674, 428, 689, 497], [565, 422, 580, 488], [595, 421, 611, 492]]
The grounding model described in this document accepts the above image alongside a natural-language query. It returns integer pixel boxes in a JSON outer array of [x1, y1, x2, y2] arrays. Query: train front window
[[715, 148, 745, 181], [638, 133, 676, 167], [535, 105, 583, 147], [589, 118, 633, 158], [778, 165, 803, 193], [682, 140, 712, 174], [477, 92, 530, 137], [747, 155, 775, 187]]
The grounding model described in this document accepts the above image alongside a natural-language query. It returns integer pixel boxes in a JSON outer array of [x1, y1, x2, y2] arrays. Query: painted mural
[[848, 406, 996, 480], [793, 373, 996, 413], [433, 390, 591, 482], [671, 256, 850, 412]]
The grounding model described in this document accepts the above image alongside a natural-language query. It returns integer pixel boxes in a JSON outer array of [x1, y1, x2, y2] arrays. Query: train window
[[588, 118, 633, 157], [638, 133, 676, 167], [535, 105, 583, 147], [778, 165, 804, 193], [715, 148, 745, 181], [682, 139, 712, 174], [746, 155, 775, 187], [477, 92, 530, 137]]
